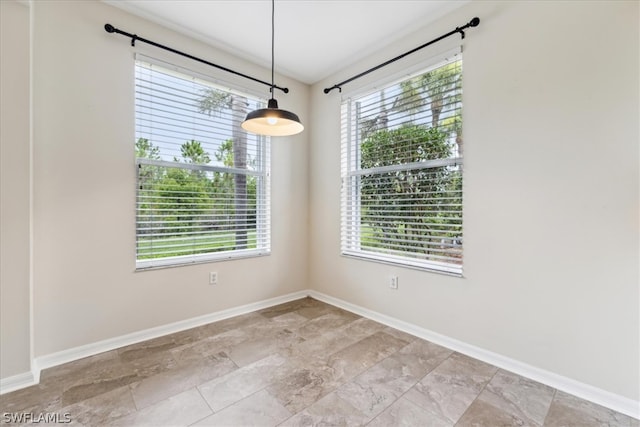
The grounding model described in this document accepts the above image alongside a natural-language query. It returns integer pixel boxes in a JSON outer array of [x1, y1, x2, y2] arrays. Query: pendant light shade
[[242, 98, 304, 136], [242, 0, 303, 137]]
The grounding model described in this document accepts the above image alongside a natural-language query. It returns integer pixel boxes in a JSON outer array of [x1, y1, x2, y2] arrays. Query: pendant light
[[242, 0, 304, 136]]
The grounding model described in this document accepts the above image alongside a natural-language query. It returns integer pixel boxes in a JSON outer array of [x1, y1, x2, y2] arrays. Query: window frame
[[134, 57, 271, 270], [340, 49, 464, 276]]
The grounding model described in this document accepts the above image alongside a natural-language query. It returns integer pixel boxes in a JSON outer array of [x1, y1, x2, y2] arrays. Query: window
[[135, 58, 270, 269], [341, 52, 463, 275]]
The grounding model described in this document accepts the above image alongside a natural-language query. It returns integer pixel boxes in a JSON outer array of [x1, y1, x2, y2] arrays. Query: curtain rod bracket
[[323, 85, 339, 94], [324, 17, 480, 94], [104, 23, 289, 94]]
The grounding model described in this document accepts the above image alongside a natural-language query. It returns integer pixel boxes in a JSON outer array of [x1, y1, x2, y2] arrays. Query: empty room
[[1, 0, 638, 425]]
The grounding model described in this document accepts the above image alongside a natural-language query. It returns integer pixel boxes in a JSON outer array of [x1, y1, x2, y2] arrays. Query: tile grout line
[[276, 313, 396, 424], [361, 341, 455, 426], [382, 349, 458, 425], [452, 367, 500, 426], [189, 386, 216, 426], [540, 388, 558, 427], [349, 335, 417, 426]]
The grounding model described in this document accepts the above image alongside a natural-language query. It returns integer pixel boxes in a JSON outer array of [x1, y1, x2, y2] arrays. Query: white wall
[[27, 0, 308, 358], [0, 0, 31, 379], [310, 0, 639, 401]]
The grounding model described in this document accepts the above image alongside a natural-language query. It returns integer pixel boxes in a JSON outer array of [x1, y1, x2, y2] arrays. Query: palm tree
[[419, 62, 462, 131], [359, 61, 462, 140], [197, 88, 250, 250]]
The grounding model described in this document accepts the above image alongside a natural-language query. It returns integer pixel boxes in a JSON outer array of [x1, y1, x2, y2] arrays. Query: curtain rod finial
[[324, 85, 341, 94], [470, 17, 480, 27], [104, 23, 115, 33]]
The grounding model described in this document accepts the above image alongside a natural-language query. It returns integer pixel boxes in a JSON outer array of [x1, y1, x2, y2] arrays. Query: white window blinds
[[341, 52, 463, 275], [135, 59, 270, 269]]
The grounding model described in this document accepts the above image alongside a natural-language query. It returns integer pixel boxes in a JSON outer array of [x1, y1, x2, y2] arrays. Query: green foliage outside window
[[136, 137, 258, 259]]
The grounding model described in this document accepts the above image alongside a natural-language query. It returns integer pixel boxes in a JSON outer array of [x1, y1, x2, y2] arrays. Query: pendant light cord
[[271, 0, 275, 97]]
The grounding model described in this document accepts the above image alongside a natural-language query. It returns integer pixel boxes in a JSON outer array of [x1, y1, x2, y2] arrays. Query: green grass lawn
[[137, 230, 258, 259]]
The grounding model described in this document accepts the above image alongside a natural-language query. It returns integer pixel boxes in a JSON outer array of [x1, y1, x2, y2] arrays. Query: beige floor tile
[[192, 389, 290, 427], [0, 382, 63, 416], [232, 313, 307, 342], [124, 347, 180, 380], [267, 312, 310, 331], [404, 352, 497, 424], [294, 299, 351, 320], [118, 335, 182, 362], [382, 326, 419, 343], [289, 328, 354, 358], [130, 353, 237, 410], [37, 350, 140, 409], [478, 369, 555, 426], [325, 331, 411, 382], [226, 329, 303, 367], [289, 317, 377, 358], [334, 338, 452, 419], [340, 317, 386, 339], [368, 395, 452, 427], [59, 366, 140, 408], [61, 385, 136, 426], [295, 311, 361, 340], [257, 297, 319, 319], [335, 377, 399, 419], [169, 329, 248, 364], [266, 354, 341, 414], [112, 388, 211, 426], [457, 398, 530, 427], [544, 390, 635, 427], [198, 312, 267, 338], [198, 353, 287, 412], [391, 338, 454, 380], [39, 351, 120, 385], [280, 391, 369, 426], [267, 330, 410, 415]]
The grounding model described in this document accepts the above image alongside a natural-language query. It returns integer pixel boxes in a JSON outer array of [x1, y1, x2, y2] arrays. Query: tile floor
[[1, 297, 637, 426]]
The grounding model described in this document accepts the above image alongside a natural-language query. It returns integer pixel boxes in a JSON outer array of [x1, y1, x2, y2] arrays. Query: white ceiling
[[105, 0, 469, 85]]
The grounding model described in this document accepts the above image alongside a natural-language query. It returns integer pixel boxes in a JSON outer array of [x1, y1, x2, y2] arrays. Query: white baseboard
[[33, 290, 309, 374], [0, 290, 308, 395], [308, 290, 640, 420], [0, 370, 37, 395]]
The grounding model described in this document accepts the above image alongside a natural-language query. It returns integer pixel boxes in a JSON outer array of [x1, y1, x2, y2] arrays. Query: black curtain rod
[[324, 17, 480, 94], [104, 23, 289, 94]]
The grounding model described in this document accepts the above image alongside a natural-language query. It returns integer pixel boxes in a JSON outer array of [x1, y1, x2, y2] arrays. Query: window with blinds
[[135, 59, 270, 269], [341, 53, 463, 275]]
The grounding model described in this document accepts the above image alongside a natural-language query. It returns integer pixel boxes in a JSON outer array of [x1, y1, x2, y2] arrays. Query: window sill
[[341, 251, 463, 277], [136, 249, 270, 271]]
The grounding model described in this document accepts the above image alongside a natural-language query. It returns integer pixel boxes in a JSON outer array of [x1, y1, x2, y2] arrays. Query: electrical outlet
[[389, 275, 399, 289], [209, 272, 218, 285]]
